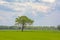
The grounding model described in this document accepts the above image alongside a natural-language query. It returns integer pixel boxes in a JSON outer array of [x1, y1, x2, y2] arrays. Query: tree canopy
[[15, 16, 34, 32]]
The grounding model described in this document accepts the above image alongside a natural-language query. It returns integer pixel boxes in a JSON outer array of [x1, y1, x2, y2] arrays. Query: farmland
[[0, 30, 60, 40]]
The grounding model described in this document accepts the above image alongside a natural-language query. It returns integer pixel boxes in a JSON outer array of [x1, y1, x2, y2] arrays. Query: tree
[[15, 16, 34, 32], [57, 25, 60, 30]]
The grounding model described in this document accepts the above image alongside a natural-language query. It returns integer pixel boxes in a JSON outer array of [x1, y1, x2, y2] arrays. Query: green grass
[[0, 30, 60, 40]]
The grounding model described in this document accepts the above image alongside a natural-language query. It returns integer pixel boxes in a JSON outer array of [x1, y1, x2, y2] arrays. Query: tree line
[[0, 25, 60, 30]]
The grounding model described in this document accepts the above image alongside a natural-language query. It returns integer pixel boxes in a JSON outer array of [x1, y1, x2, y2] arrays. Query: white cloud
[[0, 10, 24, 17], [0, 0, 9, 5], [0, 0, 54, 16], [32, 10, 37, 16], [0, 0, 51, 12], [42, 0, 56, 3], [0, 16, 4, 20], [31, 4, 50, 13]]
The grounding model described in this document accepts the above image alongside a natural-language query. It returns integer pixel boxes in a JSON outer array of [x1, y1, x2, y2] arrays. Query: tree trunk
[[21, 24, 24, 32]]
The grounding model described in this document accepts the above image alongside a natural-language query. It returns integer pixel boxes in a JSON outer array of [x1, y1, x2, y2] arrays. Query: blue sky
[[0, 0, 60, 26]]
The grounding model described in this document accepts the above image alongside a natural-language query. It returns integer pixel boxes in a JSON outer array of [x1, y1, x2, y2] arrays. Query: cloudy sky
[[0, 0, 60, 26]]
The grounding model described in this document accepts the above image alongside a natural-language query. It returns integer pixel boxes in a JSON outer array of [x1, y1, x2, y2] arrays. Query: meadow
[[0, 30, 60, 40]]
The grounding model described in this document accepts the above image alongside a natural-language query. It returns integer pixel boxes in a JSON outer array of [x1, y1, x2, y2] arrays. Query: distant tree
[[0, 26, 8, 29], [15, 16, 34, 32], [57, 25, 60, 30], [9, 26, 17, 29]]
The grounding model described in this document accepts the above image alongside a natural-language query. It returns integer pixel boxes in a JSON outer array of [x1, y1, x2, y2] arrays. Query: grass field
[[0, 30, 60, 40]]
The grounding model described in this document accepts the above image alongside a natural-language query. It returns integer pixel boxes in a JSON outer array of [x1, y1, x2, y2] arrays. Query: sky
[[0, 0, 60, 26]]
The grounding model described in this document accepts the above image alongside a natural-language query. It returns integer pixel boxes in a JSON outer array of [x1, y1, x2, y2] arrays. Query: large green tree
[[15, 16, 34, 32]]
